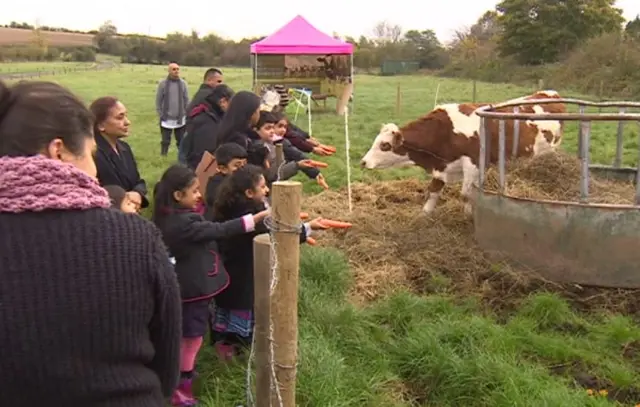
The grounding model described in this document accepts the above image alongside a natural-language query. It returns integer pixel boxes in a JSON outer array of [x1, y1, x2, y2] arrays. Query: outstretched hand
[[308, 217, 330, 231], [316, 174, 329, 190], [125, 191, 142, 212], [253, 209, 270, 223], [312, 146, 331, 156]]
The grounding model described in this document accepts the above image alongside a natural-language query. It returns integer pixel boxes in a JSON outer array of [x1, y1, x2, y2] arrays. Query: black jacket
[[219, 128, 252, 151], [94, 135, 149, 207], [289, 122, 310, 139], [184, 103, 224, 170], [213, 200, 308, 310], [186, 83, 213, 115], [156, 209, 255, 302], [277, 138, 320, 179], [204, 173, 227, 220]]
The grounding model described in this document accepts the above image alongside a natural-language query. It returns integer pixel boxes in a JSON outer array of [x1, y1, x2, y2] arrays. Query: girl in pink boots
[[152, 164, 268, 406]]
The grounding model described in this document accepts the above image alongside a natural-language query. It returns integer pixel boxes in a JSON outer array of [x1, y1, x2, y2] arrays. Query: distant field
[[0, 27, 94, 47]]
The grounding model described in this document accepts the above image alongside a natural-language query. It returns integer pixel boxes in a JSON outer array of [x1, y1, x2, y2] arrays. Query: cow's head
[[360, 123, 415, 169]]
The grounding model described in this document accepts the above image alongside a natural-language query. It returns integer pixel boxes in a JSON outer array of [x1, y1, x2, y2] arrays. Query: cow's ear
[[391, 131, 403, 148]]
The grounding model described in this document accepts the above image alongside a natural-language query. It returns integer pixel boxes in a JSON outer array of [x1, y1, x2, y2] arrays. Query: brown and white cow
[[359, 90, 566, 214]]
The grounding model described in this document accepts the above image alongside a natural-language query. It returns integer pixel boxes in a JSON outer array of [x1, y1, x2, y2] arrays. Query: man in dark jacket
[[186, 68, 223, 114], [179, 69, 224, 164], [182, 84, 234, 169]]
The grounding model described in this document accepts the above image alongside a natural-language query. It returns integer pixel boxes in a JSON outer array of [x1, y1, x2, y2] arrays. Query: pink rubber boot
[[170, 378, 197, 406]]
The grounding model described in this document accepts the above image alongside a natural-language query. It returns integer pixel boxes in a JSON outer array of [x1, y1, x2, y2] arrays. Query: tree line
[[2, 0, 640, 97]]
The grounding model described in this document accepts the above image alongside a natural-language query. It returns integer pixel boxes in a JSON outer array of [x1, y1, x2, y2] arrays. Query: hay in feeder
[[483, 151, 637, 204]]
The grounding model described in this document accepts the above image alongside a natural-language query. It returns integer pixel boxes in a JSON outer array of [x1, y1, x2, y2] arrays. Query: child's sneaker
[[171, 378, 197, 406]]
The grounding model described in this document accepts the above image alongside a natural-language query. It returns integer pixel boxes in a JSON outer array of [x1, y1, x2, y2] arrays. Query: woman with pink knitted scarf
[[0, 80, 181, 407]]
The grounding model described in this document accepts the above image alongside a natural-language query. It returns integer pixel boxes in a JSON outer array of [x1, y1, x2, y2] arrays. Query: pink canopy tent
[[251, 16, 355, 212], [250, 15, 354, 54]]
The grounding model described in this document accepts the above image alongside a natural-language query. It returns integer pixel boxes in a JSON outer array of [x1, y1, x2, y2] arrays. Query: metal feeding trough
[[473, 98, 640, 289]]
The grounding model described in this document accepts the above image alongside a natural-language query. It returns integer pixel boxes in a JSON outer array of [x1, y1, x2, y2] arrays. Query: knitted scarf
[[160, 76, 187, 121], [0, 155, 110, 213]]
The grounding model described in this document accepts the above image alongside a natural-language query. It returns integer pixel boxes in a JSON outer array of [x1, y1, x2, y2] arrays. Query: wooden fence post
[[253, 233, 272, 407], [270, 180, 302, 407], [472, 80, 477, 103]]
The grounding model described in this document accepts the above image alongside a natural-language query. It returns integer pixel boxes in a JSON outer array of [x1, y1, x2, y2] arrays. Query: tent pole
[[308, 90, 312, 137], [350, 53, 354, 113], [252, 54, 257, 92]]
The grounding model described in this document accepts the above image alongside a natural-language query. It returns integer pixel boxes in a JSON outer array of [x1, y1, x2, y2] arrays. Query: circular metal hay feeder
[[474, 98, 640, 289]]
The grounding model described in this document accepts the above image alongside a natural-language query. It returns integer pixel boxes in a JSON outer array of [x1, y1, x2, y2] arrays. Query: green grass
[[5, 65, 639, 406]]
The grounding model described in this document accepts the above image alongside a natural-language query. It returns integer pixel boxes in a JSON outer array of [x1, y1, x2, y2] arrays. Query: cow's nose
[[360, 160, 366, 168]]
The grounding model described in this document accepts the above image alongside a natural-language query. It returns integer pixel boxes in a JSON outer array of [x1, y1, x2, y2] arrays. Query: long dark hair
[[205, 84, 234, 116], [214, 91, 261, 150], [89, 96, 119, 138], [212, 164, 264, 220], [0, 80, 93, 157], [152, 164, 197, 224]]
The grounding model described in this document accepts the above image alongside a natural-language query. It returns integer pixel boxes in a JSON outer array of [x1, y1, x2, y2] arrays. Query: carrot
[[306, 237, 317, 245], [308, 160, 329, 168], [319, 219, 353, 229], [300, 212, 309, 220], [321, 145, 336, 153]]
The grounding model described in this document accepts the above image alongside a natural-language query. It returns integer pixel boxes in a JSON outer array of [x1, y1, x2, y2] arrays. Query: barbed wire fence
[[0, 60, 117, 80]]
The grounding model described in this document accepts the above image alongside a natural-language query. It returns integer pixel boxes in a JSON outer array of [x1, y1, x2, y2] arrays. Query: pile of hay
[[483, 151, 637, 204], [303, 179, 638, 315]]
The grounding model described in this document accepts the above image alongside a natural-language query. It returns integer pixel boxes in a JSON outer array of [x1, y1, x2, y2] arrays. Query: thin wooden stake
[[253, 233, 272, 407]]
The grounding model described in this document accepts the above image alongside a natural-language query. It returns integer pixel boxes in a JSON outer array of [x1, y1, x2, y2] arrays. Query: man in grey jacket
[[156, 62, 189, 156]]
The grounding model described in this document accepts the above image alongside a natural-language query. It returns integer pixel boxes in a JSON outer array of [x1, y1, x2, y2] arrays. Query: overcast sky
[[3, 0, 639, 43]]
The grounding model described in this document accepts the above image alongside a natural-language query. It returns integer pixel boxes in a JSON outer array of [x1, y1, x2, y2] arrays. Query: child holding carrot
[[152, 164, 269, 406], [273, 111, 336, 157], [250, 111, 329, 189], [210, 164, 328, 358]]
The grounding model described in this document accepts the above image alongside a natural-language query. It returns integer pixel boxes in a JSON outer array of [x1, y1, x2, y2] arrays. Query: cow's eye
[[379, 142, 392, 151]]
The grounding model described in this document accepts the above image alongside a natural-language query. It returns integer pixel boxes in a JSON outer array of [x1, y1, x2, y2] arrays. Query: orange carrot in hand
[[306, 237, 317, 245], [321, 145, 336, 153], [319, 219, 353, 229], [316, 174, 329, 190], [307, 160, 328, 168]]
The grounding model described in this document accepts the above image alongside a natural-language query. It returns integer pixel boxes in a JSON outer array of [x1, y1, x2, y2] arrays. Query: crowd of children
[[102, 101, 341, 406]]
